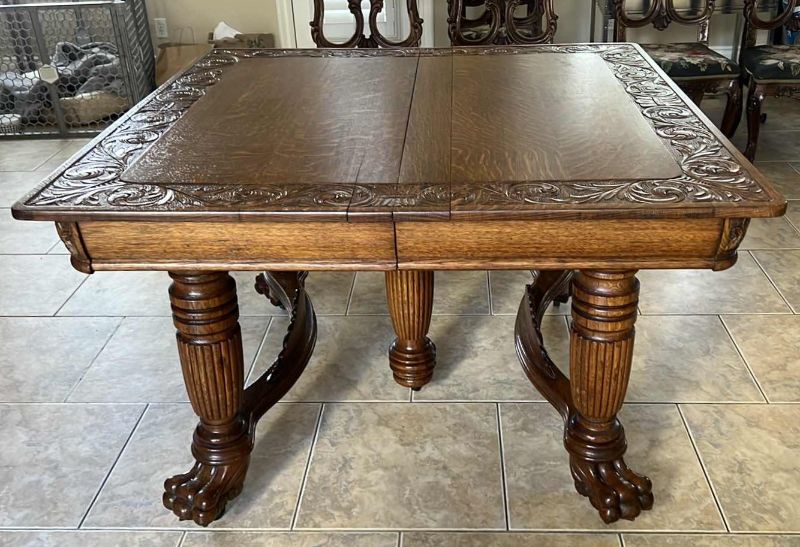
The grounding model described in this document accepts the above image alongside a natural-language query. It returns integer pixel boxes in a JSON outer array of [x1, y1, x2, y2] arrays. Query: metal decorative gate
[[0, 0, 154, 137]]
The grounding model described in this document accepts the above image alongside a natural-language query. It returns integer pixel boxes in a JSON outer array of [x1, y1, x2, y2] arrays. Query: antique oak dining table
[[12, 44, 785, 527]]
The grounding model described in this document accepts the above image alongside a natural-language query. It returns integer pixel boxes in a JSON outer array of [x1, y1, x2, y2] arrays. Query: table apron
[[69, 217, 739, 273]]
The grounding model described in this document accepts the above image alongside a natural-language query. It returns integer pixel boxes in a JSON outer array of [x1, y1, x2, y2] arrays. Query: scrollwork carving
[[22, 45, 773, 218]]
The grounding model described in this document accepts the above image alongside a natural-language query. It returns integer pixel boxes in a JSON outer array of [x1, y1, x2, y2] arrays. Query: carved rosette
[[22, 45, 773, 217]]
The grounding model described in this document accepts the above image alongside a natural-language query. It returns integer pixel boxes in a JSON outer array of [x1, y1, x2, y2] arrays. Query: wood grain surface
[[123, 55, 418, 186], [450, 51, 680, 182]]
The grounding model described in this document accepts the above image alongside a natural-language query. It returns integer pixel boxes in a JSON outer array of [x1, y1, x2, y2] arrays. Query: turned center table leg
[[385, 270, 437, 390]]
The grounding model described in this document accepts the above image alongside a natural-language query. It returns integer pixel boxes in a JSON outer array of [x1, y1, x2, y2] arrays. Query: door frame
[[275, 0, 435, 48]]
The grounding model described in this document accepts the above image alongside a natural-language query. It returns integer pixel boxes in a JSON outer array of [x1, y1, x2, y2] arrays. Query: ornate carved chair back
[[739, 0, 800, 160], [741, 0, 800, 50], [448, 0, 558, 45], [613, 0, 715, 43], [310, 0, 423, 48]]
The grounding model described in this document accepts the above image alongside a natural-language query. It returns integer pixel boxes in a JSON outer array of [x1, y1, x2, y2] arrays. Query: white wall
[[144, 0, 281, 45]]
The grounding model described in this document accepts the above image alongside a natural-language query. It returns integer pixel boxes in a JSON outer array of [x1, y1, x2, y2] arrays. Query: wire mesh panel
[[0, 0, 154, 137]]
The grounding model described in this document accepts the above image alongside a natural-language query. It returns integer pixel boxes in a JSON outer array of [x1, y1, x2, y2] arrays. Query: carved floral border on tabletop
[[22, 44, 774, 217]]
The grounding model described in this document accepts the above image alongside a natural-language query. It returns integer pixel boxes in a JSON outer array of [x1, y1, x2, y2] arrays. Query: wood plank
[[395, 218, 727, 270], [450, 51, 682, 183], [123, 55, 419, 187], [80, 220, 397, 270]]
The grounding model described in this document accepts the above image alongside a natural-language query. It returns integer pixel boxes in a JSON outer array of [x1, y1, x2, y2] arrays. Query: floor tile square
[[183, 532, 399, 547], [35, 139, 92, 173], [0, 210, 60, 254], [403, 532, 620, 546], [681, 404, 800, 532], [69, 316, 268, 403], [0, 531, 183, 547], [0, 171, 51, 207], [737, 131, 800, 162], [413, 315, 566, 402], [57, 271, 172, 316], [758, 99, 800, 132], [0, 255, 86, 316], [295, 402, 504, 529], [253, 272, 356, 317], [752, 250, 800, 312], [348, 271, 490, 315], [638, 253, 790, 314], [0, 139, 65, 171], [0, 317, 120, 402], [787, 201, 800, 231], [85, 402, 320, 529], [488, 270, 569, 316], [625, 315, 762, 403], [757, 162, 800, 200], [623, 534, 800, 546], [723, 315, 800, 402], [253, 316, 407, 402], [305, 272, 356, 315], [57, 271, 278, 317], [0, 403, 144, 527], [740, 217, 800, 250], [502, 403, 723, 531]]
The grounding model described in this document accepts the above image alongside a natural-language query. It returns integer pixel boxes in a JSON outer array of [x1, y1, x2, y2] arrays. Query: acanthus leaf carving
[[23, 45, 773, 216]]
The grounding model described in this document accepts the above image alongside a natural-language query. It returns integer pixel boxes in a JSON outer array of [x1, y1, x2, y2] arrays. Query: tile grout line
[[176, 531, 187, 547], [344, 272, 358, 316], [618, 532, 626, 547], [289, 403, 325, 530], [748, 251, 797, 315], [244, 317, 274, 386], [717, 315, 771, 404], [676, 403, 731, 533], [486, 271, 494, 316], [51, 274, 90, 318], [397, 530, 403, 547], [77, 403, 149, 529], [496, 403, 511, 531], [62, 316, 126, 403]]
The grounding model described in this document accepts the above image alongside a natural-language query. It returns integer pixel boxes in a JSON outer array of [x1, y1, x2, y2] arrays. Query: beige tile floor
[[0, 99, 799, 546]]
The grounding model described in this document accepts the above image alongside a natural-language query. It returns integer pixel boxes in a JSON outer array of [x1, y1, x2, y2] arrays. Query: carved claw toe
[[163, 459, 250, 526], [570, 456, 653, 523]]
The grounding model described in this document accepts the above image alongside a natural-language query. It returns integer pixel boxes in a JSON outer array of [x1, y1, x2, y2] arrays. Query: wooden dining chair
[[740, 0, 800, 161], [614, 0, 743, 138], [310, 0, 423, 48], [448, 0, 558, 45]]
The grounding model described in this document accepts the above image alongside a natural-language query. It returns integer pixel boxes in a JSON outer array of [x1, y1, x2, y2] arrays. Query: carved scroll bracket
[[55, 222, 93, 273]]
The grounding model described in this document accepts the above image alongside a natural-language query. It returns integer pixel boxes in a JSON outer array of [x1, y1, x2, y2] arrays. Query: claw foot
[[570, 456, 653, 523], [163, 458, 250, 526]]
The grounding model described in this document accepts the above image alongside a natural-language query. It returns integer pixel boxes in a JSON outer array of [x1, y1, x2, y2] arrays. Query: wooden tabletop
[[13, 44, 785, 223]]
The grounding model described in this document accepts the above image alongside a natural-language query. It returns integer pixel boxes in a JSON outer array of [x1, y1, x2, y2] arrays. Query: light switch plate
[[154, 18, 169, 39]]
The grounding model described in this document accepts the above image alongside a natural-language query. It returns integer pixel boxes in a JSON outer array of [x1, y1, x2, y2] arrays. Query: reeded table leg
[[385, 270, 436, 390], [164, 271, 316, 526], [515, 269, 652, 524]]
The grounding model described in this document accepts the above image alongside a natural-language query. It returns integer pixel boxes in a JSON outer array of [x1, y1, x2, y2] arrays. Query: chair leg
[[745, 83, 766, 162], [683, 85, 705, 106], [721, 78, 743, 139]]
